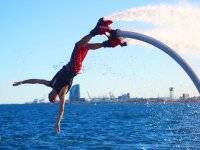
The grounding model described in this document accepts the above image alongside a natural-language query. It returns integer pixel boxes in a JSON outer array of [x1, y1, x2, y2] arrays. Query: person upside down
[[13, 18, 127, 134]]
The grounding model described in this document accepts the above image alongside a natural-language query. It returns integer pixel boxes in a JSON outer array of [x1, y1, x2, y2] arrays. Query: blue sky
[[0, 0, 200, 104]]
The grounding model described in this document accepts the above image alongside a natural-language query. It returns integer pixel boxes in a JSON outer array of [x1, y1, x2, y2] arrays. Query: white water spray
[[105, 2, 200, 55]]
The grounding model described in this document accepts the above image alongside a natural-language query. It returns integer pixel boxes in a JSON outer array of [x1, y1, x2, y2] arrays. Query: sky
[[0, 0, 200, 104]]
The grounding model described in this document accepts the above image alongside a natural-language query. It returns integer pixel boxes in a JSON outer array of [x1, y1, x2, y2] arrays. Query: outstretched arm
[[13, 79, 50, 87], [55, 84, 69, 134]]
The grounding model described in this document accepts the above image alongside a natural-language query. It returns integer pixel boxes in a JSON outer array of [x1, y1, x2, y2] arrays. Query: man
[[13, 18, 127, 134]]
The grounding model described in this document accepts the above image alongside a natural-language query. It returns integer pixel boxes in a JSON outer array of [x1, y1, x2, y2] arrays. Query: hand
[[55, 122, 60, 134], [13, 82, 22, 86]]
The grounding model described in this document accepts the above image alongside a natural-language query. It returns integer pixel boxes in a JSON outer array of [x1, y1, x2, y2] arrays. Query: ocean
[[0, 103, 200, 150]]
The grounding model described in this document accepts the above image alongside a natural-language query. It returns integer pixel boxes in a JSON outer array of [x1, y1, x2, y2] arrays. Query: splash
[[105, 2, 200, 55]]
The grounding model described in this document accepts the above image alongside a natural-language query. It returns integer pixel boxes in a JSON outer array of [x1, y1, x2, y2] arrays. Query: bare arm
[[13, 79, 50, 87], [55, 85, 69, 134]]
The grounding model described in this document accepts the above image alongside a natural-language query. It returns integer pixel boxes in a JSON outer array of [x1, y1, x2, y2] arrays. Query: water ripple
[[1, 104, 200, 149]]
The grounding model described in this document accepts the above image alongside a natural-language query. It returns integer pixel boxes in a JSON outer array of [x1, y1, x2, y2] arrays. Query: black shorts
[[50, 67, 76, 94]]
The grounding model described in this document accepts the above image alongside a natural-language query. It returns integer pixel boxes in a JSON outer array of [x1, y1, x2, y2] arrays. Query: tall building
[[183, 93, 189, 100], [69, 84, 80, 103], [169, 87, 174, 100]]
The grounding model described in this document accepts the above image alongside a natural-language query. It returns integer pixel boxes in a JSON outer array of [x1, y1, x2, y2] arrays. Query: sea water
[[0, 103, 200, 150]]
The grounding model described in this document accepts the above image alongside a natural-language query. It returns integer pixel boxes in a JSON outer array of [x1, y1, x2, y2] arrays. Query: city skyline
[[24, 84, 195, 104], [1, 0, 200, 104], [23, 84, 200, 105]]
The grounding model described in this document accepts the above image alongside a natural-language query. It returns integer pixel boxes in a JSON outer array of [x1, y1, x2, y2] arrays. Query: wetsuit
[[50, 44, 89, 94]]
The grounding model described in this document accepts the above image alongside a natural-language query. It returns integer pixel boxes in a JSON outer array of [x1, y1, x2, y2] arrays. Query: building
[[31, 96, 45, 104], [69, 84, 81, 103], [183, 93, 189, 100], [118, 93, 130, 102], [169, 87, 174, 100]]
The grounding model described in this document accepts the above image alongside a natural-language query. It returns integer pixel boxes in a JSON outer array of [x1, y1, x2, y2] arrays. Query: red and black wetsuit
[[50, 44, 89, 94], [65, 44, 89, 74]]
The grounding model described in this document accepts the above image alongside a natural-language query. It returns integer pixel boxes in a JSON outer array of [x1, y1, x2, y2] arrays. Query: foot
[[103, 29, 127, 48], [90, 18, 113, 36]]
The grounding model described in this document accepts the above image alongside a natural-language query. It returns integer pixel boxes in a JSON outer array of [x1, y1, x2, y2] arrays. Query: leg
[[13, 79, 50, 87], [90, 18, 113, 36], [102, 30, 127, 48], [87, 43, 104, 50], [76, 18, 113, 46], [76, 34, 94, 46]]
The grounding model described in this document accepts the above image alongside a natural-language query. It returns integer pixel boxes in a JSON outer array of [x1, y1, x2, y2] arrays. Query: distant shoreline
[[1, 99, 200, 105]]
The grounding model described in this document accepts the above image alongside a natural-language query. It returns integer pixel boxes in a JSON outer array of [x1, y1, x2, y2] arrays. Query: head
[[48, 89, 58, 103]]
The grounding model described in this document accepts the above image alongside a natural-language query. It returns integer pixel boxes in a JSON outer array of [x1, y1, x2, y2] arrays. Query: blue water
[[1, 104, 200, 150]]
